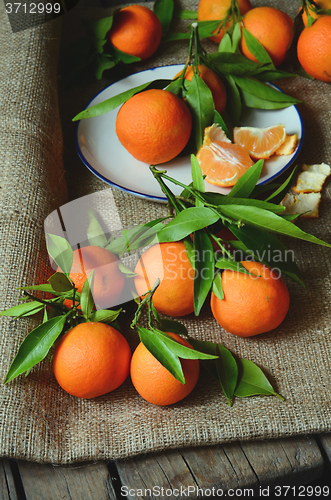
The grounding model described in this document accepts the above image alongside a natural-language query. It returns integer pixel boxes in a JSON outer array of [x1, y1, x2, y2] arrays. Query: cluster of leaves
[[1, 234, 122, 384], [131, 285, 283, 406]]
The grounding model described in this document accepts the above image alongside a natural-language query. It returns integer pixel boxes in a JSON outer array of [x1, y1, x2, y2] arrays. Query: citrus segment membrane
[[197, 124, 254, 187], [233, 124, 286, 160]]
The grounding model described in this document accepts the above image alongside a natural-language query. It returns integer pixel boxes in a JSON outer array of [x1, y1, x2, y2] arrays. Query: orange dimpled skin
[[297, 16, 331, 82], [241, 7, 294, 67], [198, 0, 253, 43], [130, 332, 200, 405], [116, 89, 193, 164], [108, 5, 162, 60], [53, 322, 131, 399], [134, 242, 195, 317], [211, 261, 290, 337]]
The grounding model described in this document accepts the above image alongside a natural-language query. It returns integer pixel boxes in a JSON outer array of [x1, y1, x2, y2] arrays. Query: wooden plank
[[117, 452, 190, 500], [17, 460, 117, 500], [181, 443, 258, 492], [316, 433, 331, 471], [240, 435, 324, 488], [117, 444, 258, 497], [0, 459, 18, 500]]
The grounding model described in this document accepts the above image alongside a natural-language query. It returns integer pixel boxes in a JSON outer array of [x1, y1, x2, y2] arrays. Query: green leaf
[[203, 192, 286, 214], [264, 167, 298, 205], [118, 262, 136, 277], [162, 32, 191, 41], [89, 308, 121, 323], [234, 358, 284, 400], [218, 205, 331, 248], [80, 270, 95, 320], [185, 73, 215, 151], [48, 272, 74, 293], [154, 329, 217, 360], [197, 20, 224, 39], [227, 160, 264, 198], [87, 209, 108, 247], [224, 75, 241, 124], [242, 26, 273, 65], [106, 219, 166, 255], [174, 9, 198, 19], [137, 326, 185, 383], [154, 0, 174, 34], [191, 154, 205, 208], [255, 69, 298, 82], [4, 316, 67, 383], [186, 338, 219, 381], [157, 207, 219, 243], [212, 271, 224, 301], [231, 21, 242, 53], [94, 54, 116, 80], [72, 80, 171, 121], [208, 52, 263, 75], [111, 47, 141, 64], [228, 224, 304, 285], [91, 15, 113, 40], [165, 76, 183, 95], [233, 76, 301, 105], [213, 110, 230, 139], [0, 301, 44, 318], [216, 344, 238, 405], [192, 230, 215, 315], [158, 318, 189, 337], [240, 90, 297, 110], [218, 32, 232, 53], [46, 234, 73, 274], [215, 257, 252, 274]]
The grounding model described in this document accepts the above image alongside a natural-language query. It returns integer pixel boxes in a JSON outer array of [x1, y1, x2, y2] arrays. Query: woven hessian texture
[[1, 0, 331, 463]]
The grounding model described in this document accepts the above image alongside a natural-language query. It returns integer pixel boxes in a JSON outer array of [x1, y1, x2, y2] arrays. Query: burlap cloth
[[0, 0, 330, 464]]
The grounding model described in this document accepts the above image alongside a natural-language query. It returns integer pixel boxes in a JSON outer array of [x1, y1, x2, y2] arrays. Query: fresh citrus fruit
[[233, 124, 286, 160], [211, 261, 290, 337], [53, 322, 131, 398], [300, 0, 331, 26], [240, 7, 294, 67], [108, 5, 162, 61], [57, 245, 125, 310], [198, 0, 253, 43], [130, 331, 200, 405], [297, 15, 331, 82], [196, 124, 254, 187], [134, 241, 194, 317], [175, 64, 227, 114], [116, 89, 192, 164]]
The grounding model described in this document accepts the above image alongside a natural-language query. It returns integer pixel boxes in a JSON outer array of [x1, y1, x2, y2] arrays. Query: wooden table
[[1, 433, 330, 498]]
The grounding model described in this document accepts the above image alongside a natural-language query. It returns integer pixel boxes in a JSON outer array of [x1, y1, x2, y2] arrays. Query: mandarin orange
[[211, 261, 290, 337], [297, 15, 331, 82], [134, 241, 194, 317], [241, 7, 294, 67], [116, 89, 192, 164], [109, 4, 162, 60], [53, 322, 131, 398], [130, 331, 200, 405]]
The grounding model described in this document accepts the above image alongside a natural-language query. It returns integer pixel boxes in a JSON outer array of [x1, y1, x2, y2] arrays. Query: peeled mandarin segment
[[275, 134, 298, 156], [233, 124, 286, 160], [197, 140, 254, 187]]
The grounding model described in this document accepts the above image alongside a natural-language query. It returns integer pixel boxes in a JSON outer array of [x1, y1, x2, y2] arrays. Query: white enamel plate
[[76, 64, 304, 203]]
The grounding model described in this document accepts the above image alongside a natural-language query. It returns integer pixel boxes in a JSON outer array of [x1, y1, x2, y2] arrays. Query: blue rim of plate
[[75, 68, 304, 203]]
